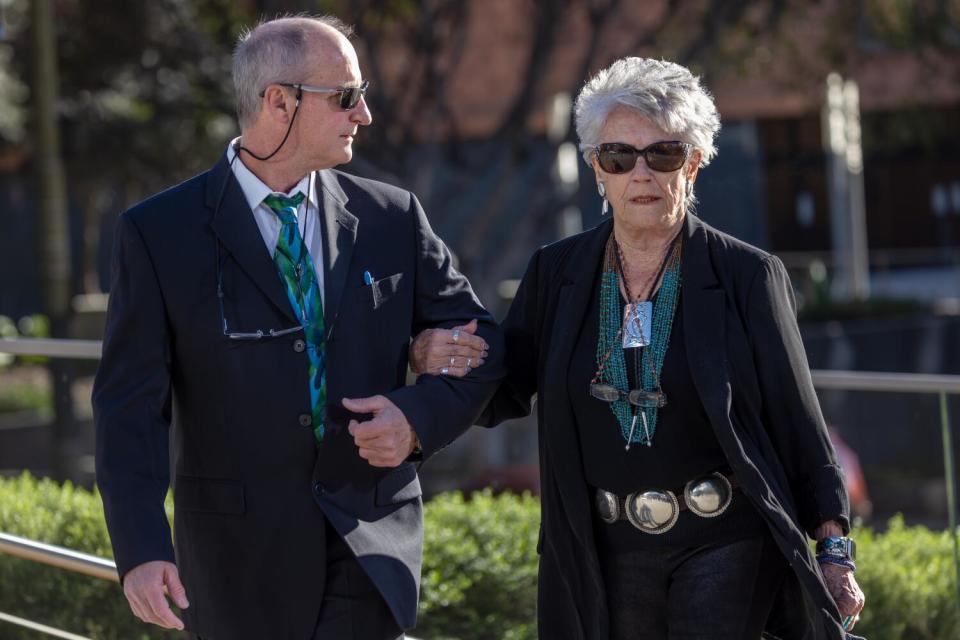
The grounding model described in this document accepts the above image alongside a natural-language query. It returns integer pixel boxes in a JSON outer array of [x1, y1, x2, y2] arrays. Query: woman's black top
[[568, 274, 764, 549]]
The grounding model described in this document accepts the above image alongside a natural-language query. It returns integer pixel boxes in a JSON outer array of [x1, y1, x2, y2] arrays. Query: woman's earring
[[598, 181, 608, 215], [685, 180, 693, 198]]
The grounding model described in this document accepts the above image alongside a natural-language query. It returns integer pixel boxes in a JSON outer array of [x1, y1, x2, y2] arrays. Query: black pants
[[197, 519, 403, 640], [598, 530, 788, 640]]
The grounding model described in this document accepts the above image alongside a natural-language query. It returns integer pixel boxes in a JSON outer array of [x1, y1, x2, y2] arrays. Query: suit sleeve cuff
[[387, 385, 442, 457]]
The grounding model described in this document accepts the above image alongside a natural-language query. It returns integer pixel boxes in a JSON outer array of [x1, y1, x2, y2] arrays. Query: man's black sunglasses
[[595, 141, 691, 174], [259, 79, 369, 110]]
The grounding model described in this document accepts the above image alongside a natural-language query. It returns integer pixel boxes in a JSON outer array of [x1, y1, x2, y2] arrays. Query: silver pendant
[[622, 301, 653, 348]]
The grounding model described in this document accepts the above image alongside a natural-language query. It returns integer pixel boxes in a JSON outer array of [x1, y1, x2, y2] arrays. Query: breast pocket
[[337, 272, 405, 339], [371, 272, 403, 310]]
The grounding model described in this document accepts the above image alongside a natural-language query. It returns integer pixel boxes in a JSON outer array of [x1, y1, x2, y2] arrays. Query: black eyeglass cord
[[210, 100, 314, 340], [236, 85, 303, 163]]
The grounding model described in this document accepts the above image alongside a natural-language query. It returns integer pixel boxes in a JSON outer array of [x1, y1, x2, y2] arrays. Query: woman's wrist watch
[[816, 536, 856, 561]]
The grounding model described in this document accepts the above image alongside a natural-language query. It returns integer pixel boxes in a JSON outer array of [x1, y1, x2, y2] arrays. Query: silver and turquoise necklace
[[592, 230, 683, 449]]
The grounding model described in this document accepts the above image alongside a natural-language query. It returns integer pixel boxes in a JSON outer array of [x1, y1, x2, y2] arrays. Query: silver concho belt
[[595, 472, 738, 535]]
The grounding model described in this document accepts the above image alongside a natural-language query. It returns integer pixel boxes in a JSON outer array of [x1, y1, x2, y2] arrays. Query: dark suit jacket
[[92, 155, 504, 639], [480, 214, 850, 640]]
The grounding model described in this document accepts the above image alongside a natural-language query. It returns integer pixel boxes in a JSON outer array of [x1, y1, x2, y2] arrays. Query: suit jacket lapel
[[681, 214, 732, 424], [317, 169, 358, 338], [206, 155, 299, 324], [541, 220, 611, 509]]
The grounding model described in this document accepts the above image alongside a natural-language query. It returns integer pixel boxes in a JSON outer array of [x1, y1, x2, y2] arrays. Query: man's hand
[[343, 395, 419, 467], [122, 560, 189, 630], [409, 319, 488, 376]]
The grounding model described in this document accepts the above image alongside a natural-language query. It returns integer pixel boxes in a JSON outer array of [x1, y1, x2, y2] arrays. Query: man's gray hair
[[232, 15, 354, 130], [574, 57, 721, 167]]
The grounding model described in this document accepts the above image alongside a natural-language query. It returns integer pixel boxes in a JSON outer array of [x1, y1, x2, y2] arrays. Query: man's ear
[[262, 85, 295, 124]]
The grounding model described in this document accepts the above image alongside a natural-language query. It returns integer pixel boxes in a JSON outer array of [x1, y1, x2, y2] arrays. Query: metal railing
[[0, 612, 93, 640], [0, 337, 101, 360], [0, 531, 113, 638], [811, 368, 960, 605], [0, 531, 118, 582], [1, 337, 959, 632]]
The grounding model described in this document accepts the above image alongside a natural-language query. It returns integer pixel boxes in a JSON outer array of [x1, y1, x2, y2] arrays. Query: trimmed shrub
[[852, 515, 960, 639], [1, 473, 960, 639], [0, 473, 176, 639], [419, 490, 539, 640]]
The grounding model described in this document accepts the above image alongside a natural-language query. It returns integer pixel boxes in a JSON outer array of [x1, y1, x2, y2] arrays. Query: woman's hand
[[815, 521, 865, 631], [409, 319, 488, 377], [820, 562, 865, 630]]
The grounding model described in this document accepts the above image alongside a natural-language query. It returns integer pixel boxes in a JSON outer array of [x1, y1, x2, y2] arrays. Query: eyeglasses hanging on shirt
[[213, 151, 315, 341]]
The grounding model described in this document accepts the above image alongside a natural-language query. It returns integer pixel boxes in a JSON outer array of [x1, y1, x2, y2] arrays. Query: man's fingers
[[351, 418, 410, 452], [358, 446, 404, 467], [353, 429, 395, 449], [342, 395, 387, 414], [143, 587, 184, 630], [351, 419, 410, 453], [163, 564, 190, 609], [349, 415, 392, 440], [126, 593, 147, 623]]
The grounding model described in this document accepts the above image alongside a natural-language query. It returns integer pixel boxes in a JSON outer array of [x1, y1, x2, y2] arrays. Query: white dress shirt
[[226, 138, 325, 306]]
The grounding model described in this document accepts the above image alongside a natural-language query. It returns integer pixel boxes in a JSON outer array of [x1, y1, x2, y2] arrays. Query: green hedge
[[0, 473, 176, 640], [1, 473, 958, 639], [852, 515, 960, 639], [420, 491, 539, 640]]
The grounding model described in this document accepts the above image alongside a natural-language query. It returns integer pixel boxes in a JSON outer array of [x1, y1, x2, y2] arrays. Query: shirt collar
[[226, 138, 318, 213]]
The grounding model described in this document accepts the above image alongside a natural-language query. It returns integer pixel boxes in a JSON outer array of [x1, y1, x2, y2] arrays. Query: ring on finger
[[452, 329, 460, 344], [440, 366, 450, 375], [450, 356, 456, 366], [467, 357, 472, 367]]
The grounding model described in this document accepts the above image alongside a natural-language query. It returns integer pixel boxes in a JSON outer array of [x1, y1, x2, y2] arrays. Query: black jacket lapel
[[206, 155, 299, 324], [541, 220, 611, 525], [681, 215, 733, 431], [317, 170, 358, 339]]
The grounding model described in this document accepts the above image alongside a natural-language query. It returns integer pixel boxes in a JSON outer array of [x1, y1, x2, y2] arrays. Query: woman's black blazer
[[481, 214, 850, 640]]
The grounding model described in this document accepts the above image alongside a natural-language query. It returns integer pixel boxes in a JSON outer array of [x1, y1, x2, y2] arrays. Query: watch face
[[820, 537, 855, 560]]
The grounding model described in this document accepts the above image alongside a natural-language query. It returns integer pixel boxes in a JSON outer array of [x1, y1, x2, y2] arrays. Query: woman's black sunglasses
[[594, 141, 691, 174]]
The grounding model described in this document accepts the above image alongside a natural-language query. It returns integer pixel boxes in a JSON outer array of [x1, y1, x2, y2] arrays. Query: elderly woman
[[411, 57, 865, 639]]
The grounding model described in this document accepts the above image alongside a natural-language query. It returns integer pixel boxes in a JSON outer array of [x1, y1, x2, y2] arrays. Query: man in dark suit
[[92, 15, 501, 640]]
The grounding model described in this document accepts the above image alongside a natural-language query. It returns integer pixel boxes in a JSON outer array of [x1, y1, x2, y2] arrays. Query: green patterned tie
[[263, 193, 326, 444]]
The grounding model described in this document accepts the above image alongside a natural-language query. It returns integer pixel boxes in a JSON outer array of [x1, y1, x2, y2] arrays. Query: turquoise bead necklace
[[593, 230, 683, 448]]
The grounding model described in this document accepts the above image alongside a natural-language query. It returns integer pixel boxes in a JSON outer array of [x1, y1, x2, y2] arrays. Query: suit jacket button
[[298, 414, 312, 427], [293, 339, 306, 353], [313, 481, 324, 496]]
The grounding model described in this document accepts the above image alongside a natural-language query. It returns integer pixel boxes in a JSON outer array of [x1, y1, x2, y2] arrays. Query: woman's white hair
[[574, 57, 721, 167], [232, 15, 353, 130]]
